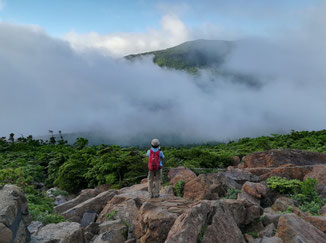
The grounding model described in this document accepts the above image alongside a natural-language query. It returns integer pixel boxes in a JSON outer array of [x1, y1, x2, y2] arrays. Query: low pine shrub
[[174, 180, 185, 197], [224, 188, 241, 199], [267, 176, 326, 215], [266, 176, 301, 194]]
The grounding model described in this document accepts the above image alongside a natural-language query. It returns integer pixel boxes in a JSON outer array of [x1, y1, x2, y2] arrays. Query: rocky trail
[[2, 149, 326, 242]]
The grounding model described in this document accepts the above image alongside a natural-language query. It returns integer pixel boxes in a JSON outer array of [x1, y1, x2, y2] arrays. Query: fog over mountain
[[1, 5, 326, 145]]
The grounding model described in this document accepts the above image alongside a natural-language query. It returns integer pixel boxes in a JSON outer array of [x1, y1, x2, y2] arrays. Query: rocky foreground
[[2, 149, 326, 243]]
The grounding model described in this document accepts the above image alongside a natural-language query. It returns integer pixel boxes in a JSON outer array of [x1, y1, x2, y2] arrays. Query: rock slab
[[31, 222, 85, 243], [0, 185, 31, 243], [276, 214, 326, 243]]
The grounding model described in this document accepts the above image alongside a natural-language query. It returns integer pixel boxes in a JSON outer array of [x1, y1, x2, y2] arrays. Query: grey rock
[[27, 221, 43, 234], [92, 225, 127, 243], [201, 201, 245, 243], [45, 187, 59, 198], [259, 223, 276, 238], [81, 212, 97, 228], [224, 168, 260, 184], [61, 190, 117, 222], [0, 222, 12, 243], [99, 219, 125, 234], [276, 214, 326, 243], [54, 195, 68, 206], [55, 188, 103, 214], [261, 237, 283, 243], [0, 185, 30, 243], [31, 222, 85, 243], [165, 200, 213, 243], [272, 197, 297, 212], [85, 222, 99, 236], [262, 213, 281, 228]]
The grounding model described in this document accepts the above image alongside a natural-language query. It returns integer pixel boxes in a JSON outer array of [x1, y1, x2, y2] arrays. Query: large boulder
[[221, 199, 263, 226], [238, 182, 267, 206], [183, 174, 213, 201], [165, 201, 213, 243], [166, 200, 245, 243], [207, 173, 242, 197], [242, 182, 267, 199], [0, 185, 31, 243], [168, 166, 197, 186], [97, 190, 147, 226], [92, 219, 128, 243], [244, 149, 326, 168], [92, 230, 127, 243], [183, 173, 241, 201], [259, 164, 311, 181], [304, 216, 326, 232], [225, 167, 260, 185], [276, 214, 326, 243], [261, 213, 282, 228], [271, 197, 297, 212], [31, 222, 85, 243], [118, 183, 148, 194], [200, 201, 245, 243], [220, 199, 246, 226], [61, 190, 117, 222], [54, 188, 103, 214], [135, 202, 178, 243]]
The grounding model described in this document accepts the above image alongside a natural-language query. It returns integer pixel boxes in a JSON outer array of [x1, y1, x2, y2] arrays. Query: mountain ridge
[[125, 39, 234, 73]]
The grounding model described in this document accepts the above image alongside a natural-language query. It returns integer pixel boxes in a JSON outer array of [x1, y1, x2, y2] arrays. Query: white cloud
[[1, 3, 326, 145], [64, 15, 190, 57]]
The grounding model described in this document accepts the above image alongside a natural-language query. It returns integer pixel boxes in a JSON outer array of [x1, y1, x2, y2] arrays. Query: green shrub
[[197, 224, 208, 242], [224, 188, 241, 199], [267, 176, 326, 215], [55, 153, 89, 193], [266, 176, 302, 194], [300, 178, 319, 202], [106, 210, 118, 220], [282, 206, 294, 214], [174, 180, 185, 197], [26, 191, 65, 225], [299, 201, 323, 216], [0, 168, 27, 188]]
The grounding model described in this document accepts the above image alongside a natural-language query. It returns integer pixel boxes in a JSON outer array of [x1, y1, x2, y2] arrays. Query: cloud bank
[[1, 3, 326, 145], [64, 15, 190, 57]]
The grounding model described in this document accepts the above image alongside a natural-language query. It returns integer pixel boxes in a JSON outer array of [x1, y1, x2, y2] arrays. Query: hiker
[[146, 138, 164, 198]]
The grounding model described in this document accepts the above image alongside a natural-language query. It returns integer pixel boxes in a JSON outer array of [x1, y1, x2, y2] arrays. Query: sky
[[1, 0, 326, 144], [0, 0, 323, 56]]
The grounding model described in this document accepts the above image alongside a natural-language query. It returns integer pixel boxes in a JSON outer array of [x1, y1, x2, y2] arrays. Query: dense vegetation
[[267, 176, 326, 215], [1, 130, 326, 223]]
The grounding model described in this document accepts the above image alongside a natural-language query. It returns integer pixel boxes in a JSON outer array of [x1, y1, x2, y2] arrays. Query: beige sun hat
[[151, 138, 160, 147]]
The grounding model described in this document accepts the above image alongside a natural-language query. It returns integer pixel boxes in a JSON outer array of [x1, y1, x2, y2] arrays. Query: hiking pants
[[148, 168, 162, 197]]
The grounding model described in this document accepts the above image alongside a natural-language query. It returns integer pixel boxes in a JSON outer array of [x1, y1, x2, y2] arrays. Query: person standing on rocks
[[146, 138, 164, 198]]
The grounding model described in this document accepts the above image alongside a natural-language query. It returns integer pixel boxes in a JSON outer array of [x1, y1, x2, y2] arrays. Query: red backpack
[[148, 149, 160, 171]]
